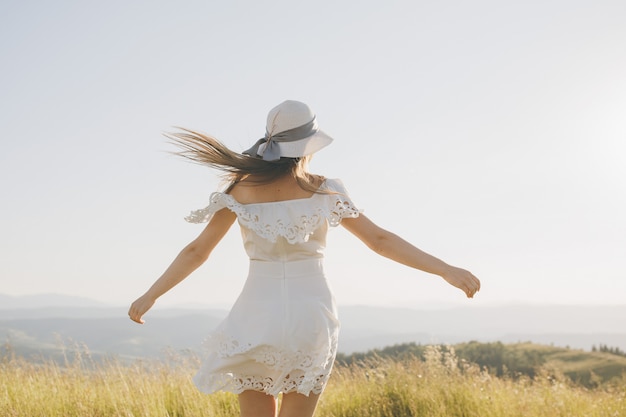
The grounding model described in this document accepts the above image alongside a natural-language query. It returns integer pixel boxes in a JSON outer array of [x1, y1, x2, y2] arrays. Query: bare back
[[229, 174, 325, 205]]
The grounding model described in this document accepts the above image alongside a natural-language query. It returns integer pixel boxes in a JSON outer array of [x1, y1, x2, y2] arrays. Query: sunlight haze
[[1, 0, 625, 309]]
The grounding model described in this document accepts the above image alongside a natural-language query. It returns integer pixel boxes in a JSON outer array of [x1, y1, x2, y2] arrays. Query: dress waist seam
[[248, 259, 324, 278]]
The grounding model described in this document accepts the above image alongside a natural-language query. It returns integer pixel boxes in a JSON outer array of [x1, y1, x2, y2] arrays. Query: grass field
[[2, 344, 625, 416]]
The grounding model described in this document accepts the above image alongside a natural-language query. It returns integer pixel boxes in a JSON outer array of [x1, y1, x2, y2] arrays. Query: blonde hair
[[165, 128, 323, 193]]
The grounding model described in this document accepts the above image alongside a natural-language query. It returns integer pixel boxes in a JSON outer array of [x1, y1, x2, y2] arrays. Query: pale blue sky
[[1, 0, 625, 309]]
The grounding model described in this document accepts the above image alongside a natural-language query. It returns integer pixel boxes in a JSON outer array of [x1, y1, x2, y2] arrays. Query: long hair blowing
[[165, 128, 322, 193]]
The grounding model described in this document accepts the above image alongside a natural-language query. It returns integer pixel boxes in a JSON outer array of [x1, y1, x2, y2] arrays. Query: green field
[[2, 343, 625, 416]]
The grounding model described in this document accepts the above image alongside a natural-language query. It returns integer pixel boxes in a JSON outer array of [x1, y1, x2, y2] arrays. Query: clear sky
[[1, 0, 625, 309]]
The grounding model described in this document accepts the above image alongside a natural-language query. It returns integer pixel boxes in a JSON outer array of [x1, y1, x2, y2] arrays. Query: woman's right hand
[[128, 294, 156, 324], [441, 266, 481, 298]]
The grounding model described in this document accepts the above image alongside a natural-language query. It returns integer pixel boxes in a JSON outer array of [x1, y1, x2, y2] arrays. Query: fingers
[[128, 295, 156, 324], [128, 303, 146, 324], [129, 312, 145, 324], [442, 267, 481, 299], [463, 272, 481, 299]]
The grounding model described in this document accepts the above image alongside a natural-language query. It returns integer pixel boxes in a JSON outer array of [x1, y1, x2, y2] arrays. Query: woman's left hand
[[128, 294, 156, 324]]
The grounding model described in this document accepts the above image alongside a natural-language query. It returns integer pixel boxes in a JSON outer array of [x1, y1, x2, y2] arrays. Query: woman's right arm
[[128, 208, 237, 323], [341, 214, 481, 298]]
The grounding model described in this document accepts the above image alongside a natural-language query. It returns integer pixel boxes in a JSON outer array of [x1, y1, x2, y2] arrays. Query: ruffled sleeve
[[185, 192, 235, 223], [184, 179, 361, 230], [322, 178, 361, 226]]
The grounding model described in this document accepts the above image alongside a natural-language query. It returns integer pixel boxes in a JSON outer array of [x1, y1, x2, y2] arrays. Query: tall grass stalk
[[1, 345, 237, 417], [2, 345, 625, 416], [319, 346, 626, 417]]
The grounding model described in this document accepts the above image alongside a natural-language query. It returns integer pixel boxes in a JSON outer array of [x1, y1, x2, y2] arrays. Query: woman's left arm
[[341, 214, 481, 298]]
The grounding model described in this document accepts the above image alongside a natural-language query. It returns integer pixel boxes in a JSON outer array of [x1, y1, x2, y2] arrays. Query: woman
[[129, 100, 480, 417]]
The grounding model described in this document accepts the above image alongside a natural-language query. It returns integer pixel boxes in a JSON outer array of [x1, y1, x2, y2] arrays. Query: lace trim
[[327, 197, 360, 227], [196, 370, 329, 397], [205, 331, 338, 373], [184, 192, 229, 223], [185, 192, 360, 244], [227, 195, 326, 244], [196, 331, 337, 396]]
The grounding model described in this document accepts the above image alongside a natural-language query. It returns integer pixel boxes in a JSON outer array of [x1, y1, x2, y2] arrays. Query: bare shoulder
[[227, 177, 261, 203]]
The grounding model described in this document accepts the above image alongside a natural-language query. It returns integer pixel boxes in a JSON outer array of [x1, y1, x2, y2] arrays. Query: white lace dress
[[186, 178, 360, 397]]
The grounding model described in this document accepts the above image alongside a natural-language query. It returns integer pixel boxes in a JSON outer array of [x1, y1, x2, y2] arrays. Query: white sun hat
[[243, 100, 334, 161]]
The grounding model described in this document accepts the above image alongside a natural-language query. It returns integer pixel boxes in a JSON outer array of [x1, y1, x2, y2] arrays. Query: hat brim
[[258, 130, 333, 159]]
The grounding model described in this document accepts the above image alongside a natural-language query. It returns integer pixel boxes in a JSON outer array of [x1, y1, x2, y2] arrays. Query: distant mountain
[[337, 304, 626, 353], [1, 294, 625, 361], [0, 312, 226, 361]]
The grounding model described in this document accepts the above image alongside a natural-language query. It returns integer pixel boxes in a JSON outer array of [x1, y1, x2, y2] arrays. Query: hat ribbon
[[243, 117, 319, 161]]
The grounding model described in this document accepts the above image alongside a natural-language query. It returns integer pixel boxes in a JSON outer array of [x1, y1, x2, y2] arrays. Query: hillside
[[2, 295, 626, 367], [3, 344, 625, 417], [0, 313, 224, 362], [337, 341, 626, 387]]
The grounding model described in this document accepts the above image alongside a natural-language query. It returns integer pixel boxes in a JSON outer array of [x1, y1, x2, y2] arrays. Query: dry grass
[[1, 344, 625, 417], [320, 346, 626, 417], [1, 344, 237, 417]]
